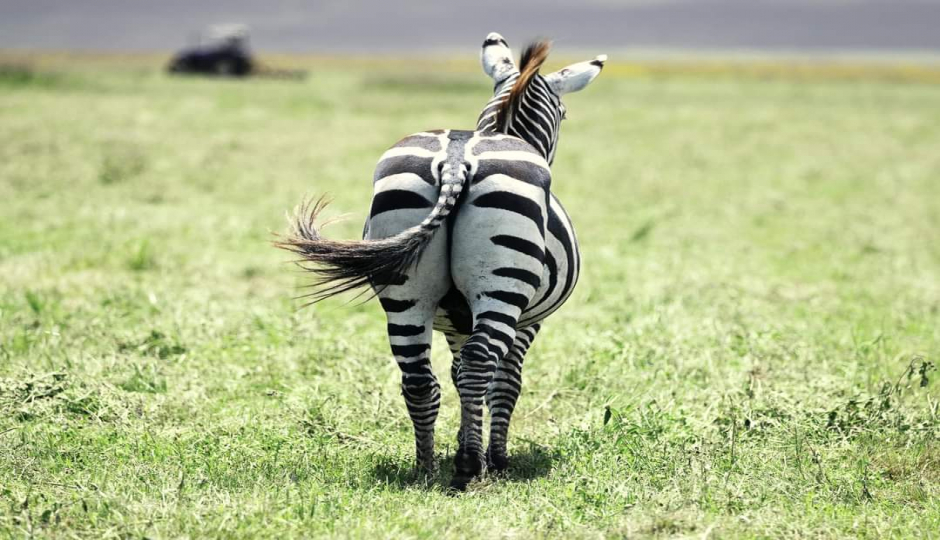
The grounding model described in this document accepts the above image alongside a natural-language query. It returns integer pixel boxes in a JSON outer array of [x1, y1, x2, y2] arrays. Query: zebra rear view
[[277, 33, 605, 490]]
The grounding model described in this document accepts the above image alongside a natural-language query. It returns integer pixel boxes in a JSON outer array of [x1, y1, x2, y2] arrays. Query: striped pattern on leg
[[452, 313, 518, 489], [486, 323, 540, 471], [444, 331, 468, 446], [384, 302, 440, 472]]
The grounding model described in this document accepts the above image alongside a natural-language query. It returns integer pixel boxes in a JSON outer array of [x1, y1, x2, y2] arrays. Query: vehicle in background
[[168, 24, 253, 77]]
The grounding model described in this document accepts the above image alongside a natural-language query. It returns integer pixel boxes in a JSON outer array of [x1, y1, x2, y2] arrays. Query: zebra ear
[[480, 32, 517, 83], [544, 54, 607, 96]]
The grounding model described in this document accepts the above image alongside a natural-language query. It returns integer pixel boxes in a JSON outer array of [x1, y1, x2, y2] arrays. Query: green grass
[[1, 55, 939, 539]]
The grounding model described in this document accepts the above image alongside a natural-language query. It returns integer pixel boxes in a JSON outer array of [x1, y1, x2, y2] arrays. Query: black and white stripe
[[277, 33, 605, 490], [477, 72, 564, 165]]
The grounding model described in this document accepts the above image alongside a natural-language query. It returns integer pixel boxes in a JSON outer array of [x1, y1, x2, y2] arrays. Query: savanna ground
[[1, 52, 938, 539]]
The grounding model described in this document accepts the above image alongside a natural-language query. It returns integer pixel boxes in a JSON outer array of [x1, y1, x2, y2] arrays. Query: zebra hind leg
[[486, 323, 541, 472], [367, 192, 451, 475], [384, 302, 442, 474], [452, 313, 519, 490]]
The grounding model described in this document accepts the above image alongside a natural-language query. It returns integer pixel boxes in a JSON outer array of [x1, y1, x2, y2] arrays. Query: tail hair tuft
[[274, 196, 429, 305]]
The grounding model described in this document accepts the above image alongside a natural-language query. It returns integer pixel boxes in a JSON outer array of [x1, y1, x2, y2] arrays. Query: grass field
[[1, 54, 939, 538]]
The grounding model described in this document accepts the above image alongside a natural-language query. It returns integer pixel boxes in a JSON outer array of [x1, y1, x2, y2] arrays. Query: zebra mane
[[495, 40, 552, 133]]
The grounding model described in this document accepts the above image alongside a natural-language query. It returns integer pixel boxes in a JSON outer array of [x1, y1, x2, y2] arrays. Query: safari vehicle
[[168, 24, 253, 77]]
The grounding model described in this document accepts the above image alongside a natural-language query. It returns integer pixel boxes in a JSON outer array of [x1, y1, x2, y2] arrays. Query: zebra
[[277, 32, 605, 490]]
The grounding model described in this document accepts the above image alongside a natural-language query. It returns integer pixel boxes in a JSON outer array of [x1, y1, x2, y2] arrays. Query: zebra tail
[[274, 161, 469, 304]]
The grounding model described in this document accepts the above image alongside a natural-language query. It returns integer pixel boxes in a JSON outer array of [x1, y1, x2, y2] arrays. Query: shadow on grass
[[370, 444, 559, 491], [500, 444, 559, 482]]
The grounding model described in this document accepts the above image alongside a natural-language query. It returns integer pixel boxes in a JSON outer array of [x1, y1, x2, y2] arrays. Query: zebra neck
[[476, 74, 560, 165], [505, 77, 561, 165]]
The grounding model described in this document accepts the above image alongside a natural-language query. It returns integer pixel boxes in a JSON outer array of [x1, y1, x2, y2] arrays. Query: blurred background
[[3, 0, 940, 54]]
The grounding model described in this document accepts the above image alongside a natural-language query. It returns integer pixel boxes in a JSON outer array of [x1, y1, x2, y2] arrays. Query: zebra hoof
[[486, 448, 509, 473], [448, 474, 474, 492], [451, 449, 485, 490]]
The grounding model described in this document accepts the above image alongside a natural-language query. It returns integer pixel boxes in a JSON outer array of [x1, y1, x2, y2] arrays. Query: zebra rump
[[275, 162, 468, 303]]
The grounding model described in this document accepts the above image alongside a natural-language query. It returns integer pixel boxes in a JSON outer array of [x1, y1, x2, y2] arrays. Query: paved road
[[2, 0, 939, 53]]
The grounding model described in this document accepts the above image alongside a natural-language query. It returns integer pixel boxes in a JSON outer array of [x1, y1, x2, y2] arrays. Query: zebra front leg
[[486, 323, 540, 472], [452, 313, 519, 490], [444, 332, 467, 391], [384, 301, 441, 474], [444, 331, 468, 445]]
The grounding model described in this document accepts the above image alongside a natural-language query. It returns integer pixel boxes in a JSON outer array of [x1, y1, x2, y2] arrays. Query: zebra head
[[477, 32, 606, 165]]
